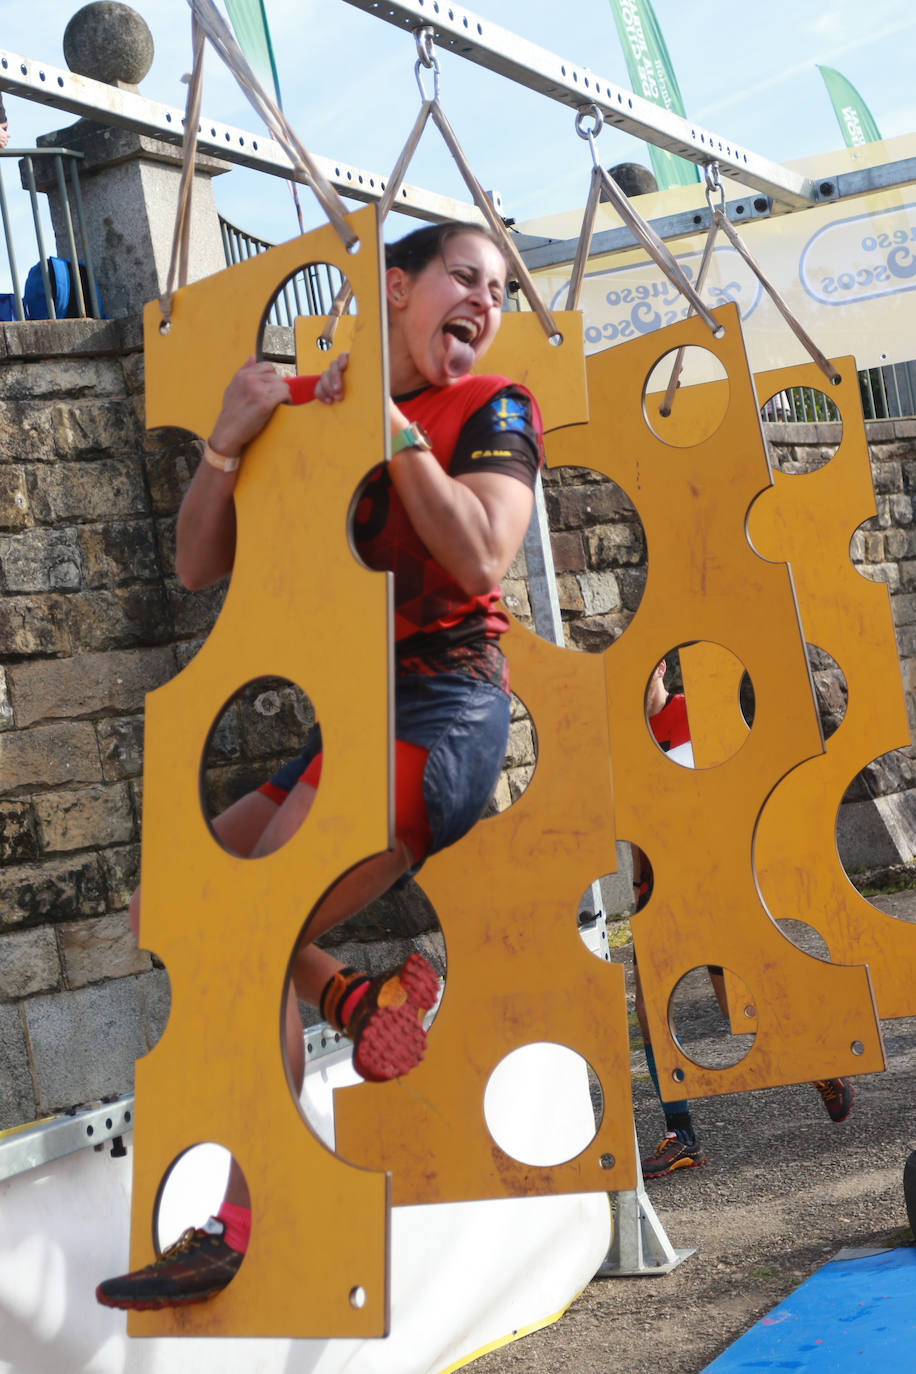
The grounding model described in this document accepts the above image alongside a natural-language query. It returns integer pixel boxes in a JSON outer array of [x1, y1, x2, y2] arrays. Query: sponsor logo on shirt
[[470, 448, 513, 460], [490, 396, 529, 433]]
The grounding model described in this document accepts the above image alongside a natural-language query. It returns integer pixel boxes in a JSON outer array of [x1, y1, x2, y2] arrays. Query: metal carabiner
[[704, 161, 725, 212], [414, 26, 440, 102]]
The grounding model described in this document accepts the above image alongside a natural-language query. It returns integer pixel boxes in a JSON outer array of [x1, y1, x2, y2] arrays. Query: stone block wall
[[1, 323, 167, 1125], [1, 325, 913, 1129]]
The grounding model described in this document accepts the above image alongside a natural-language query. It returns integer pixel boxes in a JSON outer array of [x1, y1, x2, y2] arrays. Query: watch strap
[[389, 422, 432, 460]]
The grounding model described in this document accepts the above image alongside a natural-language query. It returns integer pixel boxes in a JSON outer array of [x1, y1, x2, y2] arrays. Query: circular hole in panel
[[850, 515, 897, 588], [576, 870, 633, 960], [627, 842, 654, 920], [292, 888, 446, 1126], [348, 457, 396, 566], [258, 262, 351, 346], [738, 670, 756, 728], [200, 678, 318, 849], [484, 1043, 602, 1167], [806, 643, 848, 741], [539, 466, 647, 652], [646, 645, 752, 769], [837, 752, 916, 919], [485, 690, 536, 816], [668, 966, 756, 1069], [643, 346, 729, 447], [349, 1285, 367, 1308], [851, 1040, 864, 1056], [775, 919, 832, 962], [759, 387, 842, 469], [155, 1142, 239, 1260], [851, 511, 889, 585]]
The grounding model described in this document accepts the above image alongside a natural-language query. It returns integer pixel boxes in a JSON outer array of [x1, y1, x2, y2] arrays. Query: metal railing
[[859, 361, 916, 421], [761, 361, 916, 424], [760, 387, 842, 424], [219, 215, 346, 332], [0, 147, 102, 322]]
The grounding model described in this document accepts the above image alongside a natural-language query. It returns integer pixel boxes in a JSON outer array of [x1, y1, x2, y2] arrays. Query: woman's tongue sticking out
[[441, 321, 476, 378]]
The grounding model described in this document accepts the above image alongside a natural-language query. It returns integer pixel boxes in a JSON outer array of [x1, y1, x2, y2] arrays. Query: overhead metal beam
[[3, 33, 913, 244], [514, 154, 916, 270], [516, 192, 774, 270], [0, 47, 480, 224], [341, 0, 817, 209]]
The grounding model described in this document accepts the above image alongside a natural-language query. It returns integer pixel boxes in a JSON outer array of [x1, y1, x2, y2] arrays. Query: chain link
[[414, 26, 440, 101], [704, 161, 726, 212]]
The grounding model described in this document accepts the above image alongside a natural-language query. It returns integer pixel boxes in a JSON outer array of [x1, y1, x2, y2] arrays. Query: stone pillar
[[28, 2, 230, 318]]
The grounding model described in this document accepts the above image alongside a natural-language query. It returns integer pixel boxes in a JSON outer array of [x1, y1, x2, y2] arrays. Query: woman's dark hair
[[384, 221, 509, 275]]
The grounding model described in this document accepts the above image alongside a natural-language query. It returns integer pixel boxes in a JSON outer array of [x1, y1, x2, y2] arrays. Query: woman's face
[[387, 231, 507, 391]]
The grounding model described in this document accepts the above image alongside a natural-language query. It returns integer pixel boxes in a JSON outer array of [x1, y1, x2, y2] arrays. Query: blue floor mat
[[703, 1246, 916, 1371]]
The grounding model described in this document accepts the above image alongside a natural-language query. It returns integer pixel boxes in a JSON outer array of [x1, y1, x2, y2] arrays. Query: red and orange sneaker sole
[[349, 953, 439, 1082]]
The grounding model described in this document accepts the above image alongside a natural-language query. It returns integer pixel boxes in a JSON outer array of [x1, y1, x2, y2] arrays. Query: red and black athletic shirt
[[649, 693, 690, 752], [286, 373, 542, 683]]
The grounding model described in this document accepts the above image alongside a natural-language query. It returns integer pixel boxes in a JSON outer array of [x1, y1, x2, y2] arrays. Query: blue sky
[[2, 0, 915, 251]]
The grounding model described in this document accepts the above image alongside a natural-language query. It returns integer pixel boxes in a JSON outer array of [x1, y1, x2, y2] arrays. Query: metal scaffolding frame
[[3, 1, 915, 239], [340, 0, 916, 214], [0, 46, 481, 224]]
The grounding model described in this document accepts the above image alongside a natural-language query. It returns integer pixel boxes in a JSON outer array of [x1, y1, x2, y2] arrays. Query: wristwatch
[[389, 422, 432, 461]]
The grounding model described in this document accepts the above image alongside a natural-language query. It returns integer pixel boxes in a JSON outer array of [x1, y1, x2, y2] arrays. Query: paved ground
[[472, 885, 916, 1374]]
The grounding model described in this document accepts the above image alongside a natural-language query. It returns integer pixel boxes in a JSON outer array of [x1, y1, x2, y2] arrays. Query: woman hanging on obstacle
[[97, 219, 543, 1311]]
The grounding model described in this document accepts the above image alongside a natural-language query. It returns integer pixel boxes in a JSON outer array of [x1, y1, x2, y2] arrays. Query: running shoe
[[346, 952, 439, 1082], [95, 1218, 243, 1310], [813, 1077, 853, 1123], [641, 1131, 706, 1179]]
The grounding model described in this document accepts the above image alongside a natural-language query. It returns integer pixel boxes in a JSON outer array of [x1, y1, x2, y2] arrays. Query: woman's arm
[[387, 400, 535, 597], [175, 357, 290, 589], [300, 355, 534, 595]]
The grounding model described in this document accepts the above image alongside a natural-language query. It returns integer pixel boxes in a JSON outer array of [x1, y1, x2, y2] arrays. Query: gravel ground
[[470, 886, 916, 1374]]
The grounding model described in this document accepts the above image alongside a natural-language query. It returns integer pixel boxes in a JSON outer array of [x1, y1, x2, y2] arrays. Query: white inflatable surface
[[0, 1041, 612, 1374]]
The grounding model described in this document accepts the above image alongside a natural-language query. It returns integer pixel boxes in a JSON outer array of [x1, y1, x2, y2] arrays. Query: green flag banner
[[225, 0, 305, 231], [607, 0, 700, 190], [817, 65, 882, 147], [225, 0, 283, 105]]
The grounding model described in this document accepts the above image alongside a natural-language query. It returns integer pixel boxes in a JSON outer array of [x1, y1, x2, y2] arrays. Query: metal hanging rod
[[341, 0, 817, 209], [0, 48, 480, 224]]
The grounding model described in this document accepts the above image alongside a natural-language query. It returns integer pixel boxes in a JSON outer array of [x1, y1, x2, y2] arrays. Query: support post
[[597, 1126, 694, 1277]]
